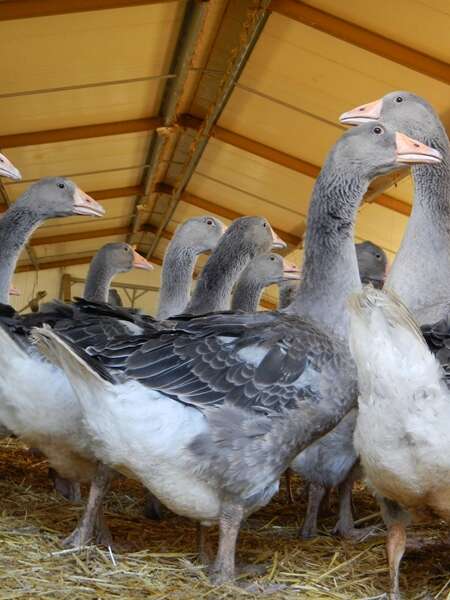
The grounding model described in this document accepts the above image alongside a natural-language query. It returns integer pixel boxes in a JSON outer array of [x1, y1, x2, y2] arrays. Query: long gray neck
[[0, 193, 44, 304], [84, 258, 118, 303], [156, 243, 198, 320], [286, 167, 366, 340], [186, 236, 254, 315], [386, 131, 450, 323], [231, 275, 265, 312]]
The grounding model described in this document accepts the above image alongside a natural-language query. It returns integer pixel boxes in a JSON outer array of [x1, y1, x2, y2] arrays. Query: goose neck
[[287, 168, 367, 339], [156, 244, 197, 320], [0, 199, 44, 304]]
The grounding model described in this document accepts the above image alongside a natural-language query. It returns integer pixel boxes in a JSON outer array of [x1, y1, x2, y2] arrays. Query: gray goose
[[157, 216, 226, 320], [31, 122, 438, 585], [231, 253, 299, 312]]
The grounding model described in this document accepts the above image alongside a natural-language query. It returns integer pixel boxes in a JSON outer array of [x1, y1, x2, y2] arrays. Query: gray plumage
[[32, 122, 412, 583], [84, 243, 142, 303], [185, 216, 282, 315], [157, 216, 225, 320], [0, 177, 103, 305], [231, 254, 299, 312]]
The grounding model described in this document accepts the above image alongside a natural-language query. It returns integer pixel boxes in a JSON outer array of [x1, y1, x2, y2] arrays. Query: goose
[[293, 92, 449, 542], [347, 286, 450, 600], [47, 242, 153, 501], [30, 123, 439, 584], [185, 217, 286, 315], [290, 239, 388, 539], [144, 218, 285, 519], [341, 91, 450, 323], [231, 254, 300, 312], [157, 216, 226, 320]]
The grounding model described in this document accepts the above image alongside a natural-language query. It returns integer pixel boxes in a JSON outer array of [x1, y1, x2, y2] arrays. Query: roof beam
[[269, 0, 450, 86], [28, 222, 169, 247], [16, 253, 163, 274], [30, 226, 131, 247], [154, 183, 304, 247], [0, 0, 177, 21], [181, 114, 412, 217], [0, 117, 163, 148]]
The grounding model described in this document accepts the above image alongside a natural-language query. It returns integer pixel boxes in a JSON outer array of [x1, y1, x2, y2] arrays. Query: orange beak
[[339, 98, 383, 125], [282, 259, 301, 280], [73, 187, 105, 217], [132, 249, 154, 271], [0, 152, 21, 181], [9, 285, 20, 296], [395, 132, 442, 165], [269, 225, 287, 249]]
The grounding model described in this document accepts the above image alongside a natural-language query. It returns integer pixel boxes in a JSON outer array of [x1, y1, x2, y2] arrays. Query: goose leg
[[386, 522, 406, 600], [63, 462, 112, 548], [197, 523, 214, 565], [333, 466, 373, 540], [300, 482, 326, 538], [49, 468, 81, 502], [209, 501, 244, 585], [143, 490, 165, 520]]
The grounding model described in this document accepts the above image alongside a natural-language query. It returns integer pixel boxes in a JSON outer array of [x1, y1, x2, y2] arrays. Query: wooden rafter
[[16, 253, 163, 274], [269, 0, 450, 86], [0, 0, 177, 21], [154, 184, 304, 247], [0, 118, 163, 148]]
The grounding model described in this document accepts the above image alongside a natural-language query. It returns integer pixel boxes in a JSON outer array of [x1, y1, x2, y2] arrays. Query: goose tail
[[31, 326, 114, 409], [348, 286, 442, 392]]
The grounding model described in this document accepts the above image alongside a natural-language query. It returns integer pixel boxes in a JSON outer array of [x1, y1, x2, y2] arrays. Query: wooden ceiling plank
[[0, 117, 163, 148], [154, 184, 303, 246], [269, 0, 450, 86], [0, 0, 177, 21], [16, 253, 163, 273]]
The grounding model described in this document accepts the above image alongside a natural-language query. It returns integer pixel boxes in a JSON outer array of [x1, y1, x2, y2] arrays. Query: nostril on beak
[[359, 107, 365, 111]]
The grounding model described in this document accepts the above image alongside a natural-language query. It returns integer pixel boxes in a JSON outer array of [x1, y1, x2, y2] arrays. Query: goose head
[[246, 254, 300, 287], [339, 91, 446, 150], [94, 243, 153, 274], [228, 216, 286, 257], [356, 241, 388, 289], [0, 153, 21, 181], [22, 177, 105, 219], [174, 216, 226, 254], [331, 123, 442, 181]]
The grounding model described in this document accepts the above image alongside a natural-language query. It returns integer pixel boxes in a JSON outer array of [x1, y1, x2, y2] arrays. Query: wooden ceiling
[[1, 0, 449, 308]]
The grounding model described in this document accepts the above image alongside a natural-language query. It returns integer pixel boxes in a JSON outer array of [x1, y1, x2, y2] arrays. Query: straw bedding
[[0, 437, 449, 599]]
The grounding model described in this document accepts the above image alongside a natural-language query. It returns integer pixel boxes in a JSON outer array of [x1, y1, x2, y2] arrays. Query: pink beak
[[395, 132, 442, 165], [269, 225, 287, 249], [339, 98, 383, 125], [0, 152, 21, 181], [282, 258, 301, 280], [73, 187, 105, 218], [132, 249, 154, 271], [9, 285, 20, 296]]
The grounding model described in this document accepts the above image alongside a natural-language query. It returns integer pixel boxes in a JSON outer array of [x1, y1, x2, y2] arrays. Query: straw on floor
[[0, 437, 449, 600]]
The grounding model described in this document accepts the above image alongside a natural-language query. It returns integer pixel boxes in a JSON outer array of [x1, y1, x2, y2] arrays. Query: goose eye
[[0, 158, 3, 163], [395, 96, 403, 103], [57, 183, 65, 189], [206, 219, 213, 226], [373, 126, 383, 135], [263, 222, 267, 228], [376, 253, 382, 260]]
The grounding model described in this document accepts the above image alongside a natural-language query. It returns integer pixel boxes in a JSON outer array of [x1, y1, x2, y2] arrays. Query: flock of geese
[[0, 90, 448, 599]]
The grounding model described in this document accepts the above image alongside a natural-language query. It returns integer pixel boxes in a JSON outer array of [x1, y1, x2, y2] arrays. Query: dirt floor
[[0, 438, 449, 600]]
